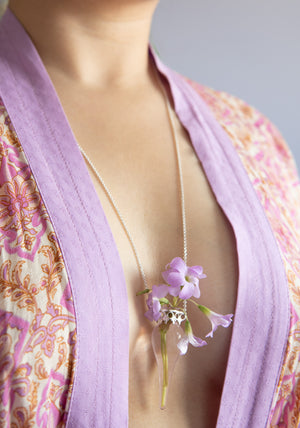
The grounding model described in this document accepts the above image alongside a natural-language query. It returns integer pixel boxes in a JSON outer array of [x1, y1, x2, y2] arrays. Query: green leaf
[[159, 297, 171, 305], [136, 288, 150, 296]]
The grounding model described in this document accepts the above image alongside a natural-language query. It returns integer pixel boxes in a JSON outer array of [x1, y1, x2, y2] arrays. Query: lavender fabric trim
[[0, 8, 290, 427], [0, 9, 129, 427]]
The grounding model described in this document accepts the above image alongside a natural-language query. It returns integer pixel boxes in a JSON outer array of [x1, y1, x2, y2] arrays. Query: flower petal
[[168, 257, 187, 274], [205, 312, 234, 338], [152, 284, 169, 299], [146, 292, 153, 309], [187, 265, 204, 277], [144, 309, 155, 321], [179, 282, 195, 300], [188, 333, 207, 348], [189, 275, 199, 286], [161, 270, 170, 283], [152, 299, 161, 314], [164, 271, 184, 288], [168, 284, 181, 297], [153, 311, 162, 322], [192, 283, 201, 299], [177, 336, 189, 355]]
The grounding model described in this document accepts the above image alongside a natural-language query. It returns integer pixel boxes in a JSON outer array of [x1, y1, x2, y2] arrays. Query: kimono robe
[[0, 7, 299, 428]]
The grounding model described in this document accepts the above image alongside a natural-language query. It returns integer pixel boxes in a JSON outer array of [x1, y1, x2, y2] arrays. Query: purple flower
[[177, 320, 207, 355], [144, 284, 169, 322], [161, 257, 206, 300], [198, 305, 233, 338]]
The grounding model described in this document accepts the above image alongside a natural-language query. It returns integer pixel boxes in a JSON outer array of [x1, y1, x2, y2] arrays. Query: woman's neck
[[9, 0, 160, 89]]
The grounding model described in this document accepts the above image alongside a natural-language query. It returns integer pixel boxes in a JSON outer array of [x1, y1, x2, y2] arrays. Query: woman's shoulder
[[180, 74, 297, 174], [188, 74, 300, 232], [178, 74, 300, 218]]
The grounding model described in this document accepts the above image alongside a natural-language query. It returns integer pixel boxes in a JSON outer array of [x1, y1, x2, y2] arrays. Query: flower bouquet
[[137, 256, 233, 409]]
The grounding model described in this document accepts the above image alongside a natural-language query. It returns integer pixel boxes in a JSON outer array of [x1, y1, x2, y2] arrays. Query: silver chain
[[77, 59, 188, 313]]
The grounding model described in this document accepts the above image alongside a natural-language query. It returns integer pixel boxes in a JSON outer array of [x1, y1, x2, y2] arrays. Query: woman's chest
[[83, 124, 239, 427]]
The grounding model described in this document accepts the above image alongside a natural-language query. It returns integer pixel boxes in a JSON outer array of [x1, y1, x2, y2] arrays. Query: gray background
[[150, 0, 299, 170]]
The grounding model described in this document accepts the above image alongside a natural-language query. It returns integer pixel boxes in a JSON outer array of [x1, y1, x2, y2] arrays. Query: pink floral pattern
[[0, 108, 48, 260], [184, 76, 300, 427], [0, 98, 76, 427]]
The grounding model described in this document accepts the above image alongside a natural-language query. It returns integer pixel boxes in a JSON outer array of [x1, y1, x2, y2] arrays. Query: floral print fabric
[[0, 72, 299, 427], [0, 98, 77, 427]]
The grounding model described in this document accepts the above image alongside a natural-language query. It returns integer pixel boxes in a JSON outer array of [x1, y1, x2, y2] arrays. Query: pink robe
[[0, 7, 299, 427]]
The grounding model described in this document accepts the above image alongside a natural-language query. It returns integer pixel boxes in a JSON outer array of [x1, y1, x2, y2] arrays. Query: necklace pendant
[[139, 256, 234, 409], [151, 318, 184, 409]]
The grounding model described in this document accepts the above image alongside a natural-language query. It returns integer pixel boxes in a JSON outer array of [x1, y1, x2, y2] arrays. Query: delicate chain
[[77, 58, 188, 312], [156, 70, 188, 267]]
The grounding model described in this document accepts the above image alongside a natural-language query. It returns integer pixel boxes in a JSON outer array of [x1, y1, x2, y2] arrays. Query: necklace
[[79, 58, 188, 296], [76, 54, 234, 410]]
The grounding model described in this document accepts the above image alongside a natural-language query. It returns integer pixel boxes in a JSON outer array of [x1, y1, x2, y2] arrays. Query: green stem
[[160, 328, 168, 409], [188, 300, 211, 317], [188, 298, 199, 307], [172, 296, 179, 307]]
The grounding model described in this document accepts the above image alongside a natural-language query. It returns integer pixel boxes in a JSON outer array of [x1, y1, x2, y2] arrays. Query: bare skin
[[9, 1, 239, 426]]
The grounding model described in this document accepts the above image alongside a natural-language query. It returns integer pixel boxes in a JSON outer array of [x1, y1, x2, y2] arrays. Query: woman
[[0, 1, 299, 427]]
